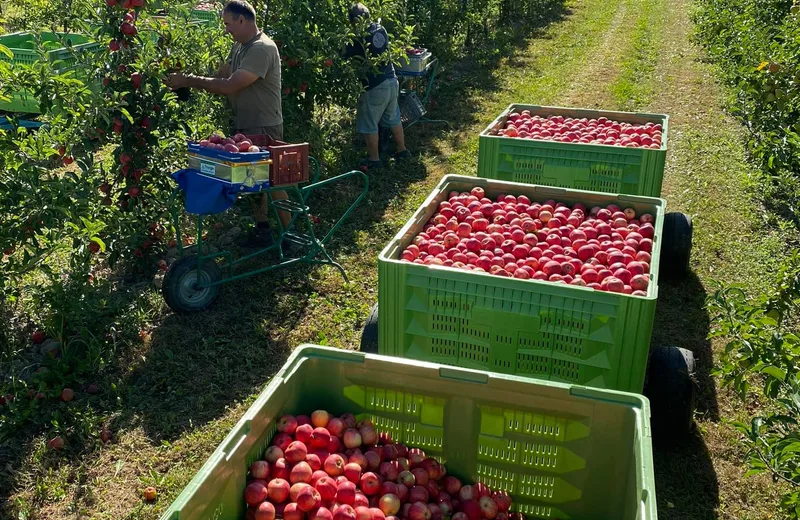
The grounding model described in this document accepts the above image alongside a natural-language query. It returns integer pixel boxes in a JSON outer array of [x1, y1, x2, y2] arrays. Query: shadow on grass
[[650, 270, 721, 520], [113, 279, 306, 441], [653, 428, 720, 520], [651, 270, 719, 421]]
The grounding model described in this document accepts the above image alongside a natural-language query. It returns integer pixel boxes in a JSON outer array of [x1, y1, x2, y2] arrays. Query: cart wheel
[[660, 212, 693, 280], [360, 303, 379, 354], [644, 346, 696, 442], [162, 254, 223, 314]]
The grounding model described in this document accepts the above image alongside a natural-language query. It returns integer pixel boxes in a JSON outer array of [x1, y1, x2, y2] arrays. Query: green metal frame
[[168, 157, 369, 288], [397, 58, 449, 128]]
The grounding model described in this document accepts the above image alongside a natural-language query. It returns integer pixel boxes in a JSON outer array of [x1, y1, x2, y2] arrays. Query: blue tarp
[[0, 117, 44, 130], [171, 169, 270, 215]]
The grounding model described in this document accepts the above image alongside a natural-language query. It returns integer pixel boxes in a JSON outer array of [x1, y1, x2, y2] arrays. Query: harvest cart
[[160, 345, 657, 520], [360, 175, 695, 442], [377, 49, 449, 154], [162, 138, 368, 314], [478, 104, 692, 281]]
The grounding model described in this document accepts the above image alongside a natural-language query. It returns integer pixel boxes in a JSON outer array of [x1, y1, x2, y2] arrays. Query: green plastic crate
[[161, 345, 657, 520], [0, 32, 99, 114], [378, 175, 664, 393], [192, 8, 218, 23], [477, 105, 669, 197]]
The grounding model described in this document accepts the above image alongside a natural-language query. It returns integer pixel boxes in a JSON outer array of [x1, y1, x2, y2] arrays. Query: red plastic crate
[[247, 135, 310, 186]]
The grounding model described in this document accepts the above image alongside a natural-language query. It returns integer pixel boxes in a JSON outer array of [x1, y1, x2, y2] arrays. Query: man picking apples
[[166, 0, 288, 248], [344, 3, 410, 170]]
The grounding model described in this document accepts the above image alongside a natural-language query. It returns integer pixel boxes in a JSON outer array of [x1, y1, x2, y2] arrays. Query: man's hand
[[166, 73, 191, 90], [164, 69, 258, 95]]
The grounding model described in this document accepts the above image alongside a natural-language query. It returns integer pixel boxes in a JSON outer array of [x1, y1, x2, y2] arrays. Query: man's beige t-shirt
[[227, 32, 282, 129]]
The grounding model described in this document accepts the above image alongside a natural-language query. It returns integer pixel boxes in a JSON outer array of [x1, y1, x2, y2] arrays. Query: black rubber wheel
[[644, 346, 696, 443], [162, 255, 223, 314], [360, 303, 379, 354], [660, 212, 693, 280]]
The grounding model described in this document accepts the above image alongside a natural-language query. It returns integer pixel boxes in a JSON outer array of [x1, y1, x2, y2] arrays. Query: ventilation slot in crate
[[518, 474, 556, 499], [540, 311, 587, 334], [517, 352, 550, 375], [431, 313, 459, 333], [551, 333, 584, 357], [521, 443, 559, 471], [460, 343, 491, 365], [430, 338, 459, 358], [494, 357, 513, 371], [552, 359, 581, 381], [519, 335, 551, 351]]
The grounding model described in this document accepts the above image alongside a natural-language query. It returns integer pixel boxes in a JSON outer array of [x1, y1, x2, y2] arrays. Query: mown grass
[[609, 0, 664, 110]]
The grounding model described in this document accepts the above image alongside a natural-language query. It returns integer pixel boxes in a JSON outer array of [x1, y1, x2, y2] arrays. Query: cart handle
[[309, 156, 321, 185], [300, 169, 369, 246]]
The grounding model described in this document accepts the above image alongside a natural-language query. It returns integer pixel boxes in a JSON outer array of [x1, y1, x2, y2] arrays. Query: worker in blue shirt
[[343, 3, 410, 170]]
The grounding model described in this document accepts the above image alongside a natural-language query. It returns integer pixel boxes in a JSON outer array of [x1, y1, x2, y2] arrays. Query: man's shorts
[[356, 77, 401, 135]]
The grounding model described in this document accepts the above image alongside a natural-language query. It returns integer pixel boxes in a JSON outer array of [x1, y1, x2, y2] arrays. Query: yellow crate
[[188, 153, 272, 184]]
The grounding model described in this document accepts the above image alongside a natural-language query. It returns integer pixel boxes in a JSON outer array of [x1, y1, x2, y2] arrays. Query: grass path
[[4, 0, 793, 517]]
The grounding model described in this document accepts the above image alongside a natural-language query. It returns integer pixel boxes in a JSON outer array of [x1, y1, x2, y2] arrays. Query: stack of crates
[[0, 32, 99, 114]]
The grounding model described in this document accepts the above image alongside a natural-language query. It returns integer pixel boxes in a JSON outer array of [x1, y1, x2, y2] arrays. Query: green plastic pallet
[[0, 32, 99, 114], [477, 105, 669, 197], [161, 345, 657, 520], [379, 175, 664, 393]]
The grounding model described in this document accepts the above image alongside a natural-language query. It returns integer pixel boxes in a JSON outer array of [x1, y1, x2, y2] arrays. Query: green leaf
[[118, 107, 134, 124], [90, 236, 106, 252], [0, 44, 12, 59], [762, 365, 788, 381], [744, 468, 766, 478]]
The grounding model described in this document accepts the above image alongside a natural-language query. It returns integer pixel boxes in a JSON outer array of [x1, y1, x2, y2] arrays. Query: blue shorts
[[356, 77, 401, 134]]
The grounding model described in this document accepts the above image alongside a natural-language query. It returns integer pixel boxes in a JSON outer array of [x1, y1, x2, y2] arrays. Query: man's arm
[[168, 69, 258, 95], [342, 39, 364, 59]]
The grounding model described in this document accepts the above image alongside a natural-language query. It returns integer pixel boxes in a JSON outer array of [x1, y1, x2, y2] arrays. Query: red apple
[[250, 460, 270, 480], [286, 441, 308, 463], [291, 461, 314, 484], [344, 462, 362, 483], [335, 505, 357, 520], [244, 481, 268, 506], [479, 496, 498, 519], [298, 486, 322, 511], [273, 458, 290, 480], [277, 415, 298, 433], [344, 429, 362, 449], [337, 481, 357, 505], [409, 502, 431, 520], [360, 472, 381, 495], [268, 478, 290, 503], [284, 503, 303, 520], [265, 446, 284, 464]]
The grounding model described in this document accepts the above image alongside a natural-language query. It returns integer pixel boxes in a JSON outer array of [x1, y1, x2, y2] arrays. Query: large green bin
[[160, 345, 657, 520], [378, 175, 663, 393], [0, 32, 99, 114], [477, 105, 669, 197]]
